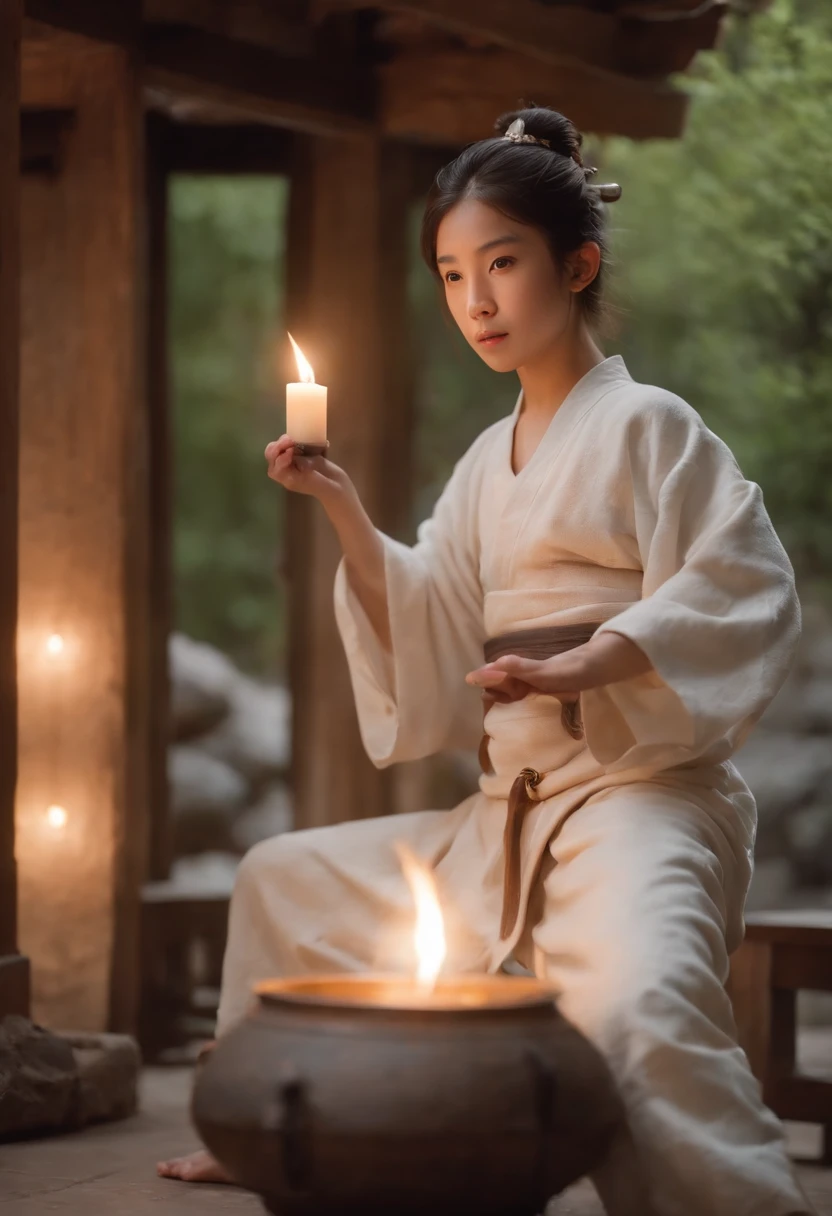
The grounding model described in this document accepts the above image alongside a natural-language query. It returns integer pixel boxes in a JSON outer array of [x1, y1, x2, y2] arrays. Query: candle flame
[[288, 333, 315, 385], [46, 633, 64, 656], [395, 842, 446, 988]]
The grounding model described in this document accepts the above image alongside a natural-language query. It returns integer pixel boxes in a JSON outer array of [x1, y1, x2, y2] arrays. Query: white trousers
[[216, 783, 810, 1216]]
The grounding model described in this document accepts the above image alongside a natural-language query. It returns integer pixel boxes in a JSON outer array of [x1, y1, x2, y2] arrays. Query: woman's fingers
[[467, 656, 583, 702], [264, 434, 293, 461]]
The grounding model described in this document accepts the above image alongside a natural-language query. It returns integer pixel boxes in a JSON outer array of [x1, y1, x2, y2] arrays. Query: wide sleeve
[[333, 441, 487, 768], [581, 398, 801, 773]]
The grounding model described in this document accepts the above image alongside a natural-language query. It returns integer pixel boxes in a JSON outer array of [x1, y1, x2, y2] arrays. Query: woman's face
[[435, 198, 594, 372]]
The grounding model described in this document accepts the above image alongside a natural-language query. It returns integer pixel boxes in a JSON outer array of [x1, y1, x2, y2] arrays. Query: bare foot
[[156, 1149, 234, 1184]]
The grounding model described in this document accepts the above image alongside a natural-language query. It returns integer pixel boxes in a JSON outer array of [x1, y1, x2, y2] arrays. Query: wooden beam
[[20, 108, 75, 174], [144, 27, 375, 137], [285, 133, 407, 830], [161, 121, 293, 175], [143, 0, 312, 58], [326, 0, 724, 80], [24, 0, 141, 46], [0, 0, 30, 1020], [17, 33, 148, 1033], [381, 48, 689, 143]]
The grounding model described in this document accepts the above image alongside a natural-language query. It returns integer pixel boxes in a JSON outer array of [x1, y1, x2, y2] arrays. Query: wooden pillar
[[145, 113, 174, 883], [0, 0, 30, 1020], [17, 30, 147, 1032], [286, 134, 418, 830]]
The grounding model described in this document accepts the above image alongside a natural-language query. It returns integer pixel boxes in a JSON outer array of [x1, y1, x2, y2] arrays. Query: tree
[[604, 0, 832, 578], [169, 176, 288, 673]]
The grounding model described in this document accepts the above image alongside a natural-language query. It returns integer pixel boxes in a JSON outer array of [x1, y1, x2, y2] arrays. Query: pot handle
[[262, 1063, 313, 1193]]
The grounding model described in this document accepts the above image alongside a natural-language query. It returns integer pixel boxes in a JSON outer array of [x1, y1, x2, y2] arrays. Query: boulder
[[201, 676, 290, 787], [0, 1018, 139, 1140], [231, 783, 293, 853], [0, 1016, 77, 1139], [745, 858, 793, 912], [785, 802, 832, 888], [169, 850, 240, 897], [169, 633, 237, 741], [61, 1031, 140, 1126], [733, 732, 832, 825], [169, 745, 249, 854]]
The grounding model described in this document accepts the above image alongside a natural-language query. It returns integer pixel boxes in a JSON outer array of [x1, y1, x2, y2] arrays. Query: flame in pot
[[395, 842, 446, 988]]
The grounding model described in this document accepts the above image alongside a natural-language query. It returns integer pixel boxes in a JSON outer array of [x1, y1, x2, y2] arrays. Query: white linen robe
[[217, 357, 810, 1216]]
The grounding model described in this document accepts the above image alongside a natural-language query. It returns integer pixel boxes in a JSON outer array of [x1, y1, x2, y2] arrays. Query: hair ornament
[[593, 182, 622, 203], [502, 117, 551, 149]]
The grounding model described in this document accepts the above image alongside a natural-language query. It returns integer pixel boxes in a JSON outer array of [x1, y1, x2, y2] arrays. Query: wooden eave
[[22, 0, 758, 144]]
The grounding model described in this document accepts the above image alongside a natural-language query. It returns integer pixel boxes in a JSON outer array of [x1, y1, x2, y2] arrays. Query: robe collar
[[507, 355, 632, 478], [490, 355, 632, 589]]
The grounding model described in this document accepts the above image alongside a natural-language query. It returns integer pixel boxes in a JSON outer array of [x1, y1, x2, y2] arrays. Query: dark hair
[[420, 105, 619, 325]]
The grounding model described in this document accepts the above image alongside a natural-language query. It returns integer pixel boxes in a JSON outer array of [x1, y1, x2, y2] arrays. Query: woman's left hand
[[465, 632, 653, 704]]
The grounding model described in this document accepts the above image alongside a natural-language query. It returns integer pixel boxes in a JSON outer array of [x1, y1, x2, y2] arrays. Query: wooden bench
[[139, 882, 230, 1061], [728, 910, 832, 1164]]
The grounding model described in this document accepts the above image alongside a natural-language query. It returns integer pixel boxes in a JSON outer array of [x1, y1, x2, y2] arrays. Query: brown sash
[[479, 622, 602, 940]]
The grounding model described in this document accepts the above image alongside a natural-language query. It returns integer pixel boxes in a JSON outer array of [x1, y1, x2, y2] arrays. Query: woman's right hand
[[265, 435, 353, 508]]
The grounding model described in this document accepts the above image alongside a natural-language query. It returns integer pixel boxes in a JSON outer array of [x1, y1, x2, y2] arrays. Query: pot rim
[[253, 972, 558, 1013]]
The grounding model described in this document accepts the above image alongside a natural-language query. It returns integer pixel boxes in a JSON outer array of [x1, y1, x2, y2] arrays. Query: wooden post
[[0, 0, 30, 1020], [285, 134, 421, 830], [145, 113, 174, 883], [18, 30, 147, 1032]]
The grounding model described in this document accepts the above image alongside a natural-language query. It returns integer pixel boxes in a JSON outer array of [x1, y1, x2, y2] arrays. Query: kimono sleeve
[[581, 398, 801, 773], [333, 440, 487, 768]]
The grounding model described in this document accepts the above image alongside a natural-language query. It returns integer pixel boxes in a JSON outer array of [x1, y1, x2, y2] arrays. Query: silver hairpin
[[502, 117, 551, 149]]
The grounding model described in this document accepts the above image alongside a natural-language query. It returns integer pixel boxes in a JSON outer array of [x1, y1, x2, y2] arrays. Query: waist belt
[[479, 622, 602, 940]]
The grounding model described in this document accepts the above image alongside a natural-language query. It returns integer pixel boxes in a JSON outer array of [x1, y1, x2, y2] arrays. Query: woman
[[159, 106, 814, 1216]]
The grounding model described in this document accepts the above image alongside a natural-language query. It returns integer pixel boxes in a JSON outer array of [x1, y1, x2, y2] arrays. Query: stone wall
[[168, 634, 292, 884], [733, 601, 832, 911]]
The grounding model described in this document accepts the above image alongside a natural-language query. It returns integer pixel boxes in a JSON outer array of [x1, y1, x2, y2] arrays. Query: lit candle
[[286, 333, 327, 454]]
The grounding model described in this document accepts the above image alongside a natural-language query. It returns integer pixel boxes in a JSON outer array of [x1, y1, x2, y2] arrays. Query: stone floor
[[1, 1047, 830, 1215]]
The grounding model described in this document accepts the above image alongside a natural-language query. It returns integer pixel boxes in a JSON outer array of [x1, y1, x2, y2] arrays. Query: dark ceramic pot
[[192, 974, 621, 1216]]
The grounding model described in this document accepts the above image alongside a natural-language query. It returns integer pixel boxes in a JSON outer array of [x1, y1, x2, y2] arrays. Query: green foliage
[[603, 0, 832, 575], [170, 176, 288, 674], [169, 0, 831, 668]]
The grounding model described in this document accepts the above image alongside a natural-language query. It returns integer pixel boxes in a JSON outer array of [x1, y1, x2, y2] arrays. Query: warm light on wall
[[45, 804, 68, 831], [46, 633, 65, 656]]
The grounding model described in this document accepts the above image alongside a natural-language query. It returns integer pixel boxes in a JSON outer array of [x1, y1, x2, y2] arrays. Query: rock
[[169, 746, 249, 854], [231, 783, 293, 853], [798, 678, 832, 732], [0, 1019, 140, 1140], [201, 676, 290, 787], [62, 1032, 140, 1126], [168, 850, 240, 896], [169, 633, 237, 741], [785, 802, 832, 887], [170, 745, 249, 816], [760, 673, 832, 735], [0, 1016, 77, 1139], [798, 601, 832, 677], [745, 858, 793, 912], [733, 733, 832, 825], [758, 667, 807, 733]]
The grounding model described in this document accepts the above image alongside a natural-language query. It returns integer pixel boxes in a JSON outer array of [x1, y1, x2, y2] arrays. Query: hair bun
[[495, 105, 584, 167]]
